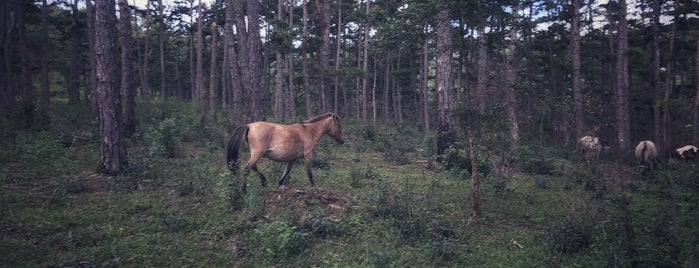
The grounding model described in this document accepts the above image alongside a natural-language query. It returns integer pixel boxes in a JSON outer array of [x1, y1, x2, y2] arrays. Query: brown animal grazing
[[578, 135, 608, 163], [674, 145, 698, 160], [226, 113, 345, 192], [634, 140, 658, 169]]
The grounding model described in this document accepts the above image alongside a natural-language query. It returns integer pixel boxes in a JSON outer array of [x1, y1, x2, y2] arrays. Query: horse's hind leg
[[244, 151, 268, 188], [250, 165, 268, 187], [277, 162, 294, 186]]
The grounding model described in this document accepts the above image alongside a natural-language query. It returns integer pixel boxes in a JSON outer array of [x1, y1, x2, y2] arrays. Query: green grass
[[1, 102, 697, 267]]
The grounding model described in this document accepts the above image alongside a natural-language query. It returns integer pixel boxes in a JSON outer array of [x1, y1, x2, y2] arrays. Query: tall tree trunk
[[372, 60, 377, 122], [317, 0, 331, 112], [0, 0, 13, 115], [421, 29, 430, 130], [95, 0, 126, 174], [615, 0, 631, 155], [245, 0, 263, 121], [662, 18, 677, 153], [225, 0, 244, 124], [361, 0, 370, 122], [571, 0, 584, 138], [505, 7, 520, 151], [195, 0, 205, 112], [476, 26, 488, 115], [209, 22, 218, 119], [302, 0, 311, 118], [158, 0, 166, 100], [233, 0, 250, 121], [39, 0, 50, 115], [274, 0, 284, 121], [286, 0, 296, 121], [436, 1, 454, 155], [67, 0, 80, 106], [652, 0, 661, 142], [18, 0, 35, 125], [119, 0, 136, 137], [693, 39, 699, 145], [142, 0, 151, 101], [189, 0, 195, 103], [383, 56, 390, 122], [86, 0, 99, 113], [334, 0, 342, 114]]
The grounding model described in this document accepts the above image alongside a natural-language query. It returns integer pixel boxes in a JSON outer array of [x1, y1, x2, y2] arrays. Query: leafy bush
[[439, 141, 492, 178], [515, 145, 556, 175], [545, 216, 593, 254], [246, 221, 308, 260]]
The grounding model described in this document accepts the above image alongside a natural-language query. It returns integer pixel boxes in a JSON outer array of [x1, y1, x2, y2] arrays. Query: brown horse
[[226, 113, 345, 192]]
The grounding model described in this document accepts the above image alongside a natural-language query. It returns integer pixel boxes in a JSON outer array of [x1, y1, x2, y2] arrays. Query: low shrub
[[545, 216, 593, 254], [246, 221, 308, 260]]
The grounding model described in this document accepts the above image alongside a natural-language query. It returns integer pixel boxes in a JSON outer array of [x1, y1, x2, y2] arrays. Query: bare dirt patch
[[263, 186, 357, 220]]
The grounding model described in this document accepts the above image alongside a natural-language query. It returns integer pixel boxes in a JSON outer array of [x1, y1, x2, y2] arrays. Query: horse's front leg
[[304, 156, 315, 186], [277, 162, 294, 186]]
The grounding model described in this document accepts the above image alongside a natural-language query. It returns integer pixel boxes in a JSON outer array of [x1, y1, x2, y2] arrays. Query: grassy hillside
[[1, 102, 697, 267]]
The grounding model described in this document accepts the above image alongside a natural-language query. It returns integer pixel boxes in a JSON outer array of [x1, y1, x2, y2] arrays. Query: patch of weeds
[[545, 216, 593, 254], [312, 158, 331, 170], [348, 164, 380, 188], [515, 145, 557, 175], [383, 149, 410, 165], [161, 213, 189, 232], [245, 221, 308, 261], [142, 118, 179, 158], [51, 178, 89, 206], [309, 217, 343, 239], [244, 190, 266, 220]]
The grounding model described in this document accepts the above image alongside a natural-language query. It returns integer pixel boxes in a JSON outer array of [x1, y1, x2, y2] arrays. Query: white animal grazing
[[675, 145, 698, 160], [634, 140, 658, 169], [578, 135, 608, 162]]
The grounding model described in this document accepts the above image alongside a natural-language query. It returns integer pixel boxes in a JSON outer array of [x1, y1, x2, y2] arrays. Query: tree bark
[[142, 0, 151, 101], [18, 0, 35, 126], [693, 39, 699, 145], [209, 22, 218, 119], [158, 0, 166, 100], [302, 0, 311, 118], [652, 0, 661, 142], [662, 18, 677, 152], [95, 0, 126, 174], [476, 26, 488, 115], [317, 0, 331, 112], [195, 0, 205, 112], [505, 7, 520, 151], [86, 0, 99, 113], [615, 0, 631, 155], [274, 0, 284, 121], [246, 0, 263, 121], [67, 0, 80, 106], [571, 0, 584, 138], [286, 0, 296, 121], [225, 0, 244, 124], [119, 0, 136, 137], [361, 0, 370, 122], [334, 0, 342, 114], [436, 1, 455, 155], [421, 29, 430, 130], [39, 0, 50, 114]]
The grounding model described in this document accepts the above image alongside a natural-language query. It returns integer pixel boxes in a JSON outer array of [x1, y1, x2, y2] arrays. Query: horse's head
[[327, 114, 345, 144]]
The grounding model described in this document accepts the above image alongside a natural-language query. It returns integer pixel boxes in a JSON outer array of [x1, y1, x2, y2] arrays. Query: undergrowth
[[1, 102, 697, 267]]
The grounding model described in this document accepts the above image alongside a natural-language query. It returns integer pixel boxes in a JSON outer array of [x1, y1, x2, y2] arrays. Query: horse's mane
[[303, 113, 339, 123]]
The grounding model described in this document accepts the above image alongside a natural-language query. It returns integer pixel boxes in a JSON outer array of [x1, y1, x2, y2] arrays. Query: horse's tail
[[226, 125, 249, 172]]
